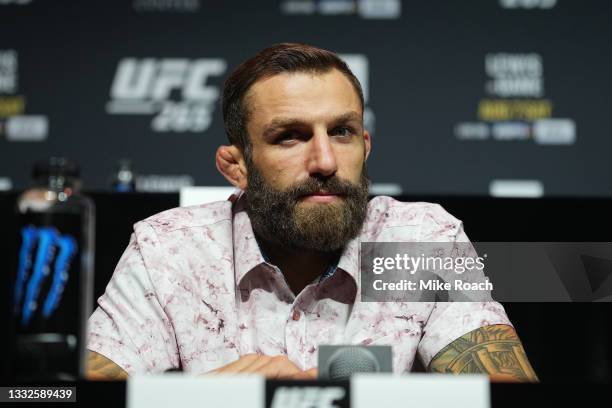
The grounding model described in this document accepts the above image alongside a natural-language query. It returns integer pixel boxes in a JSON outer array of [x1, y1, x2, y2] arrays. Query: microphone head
[[326, 346, 380, 381], [318, 345, 393, 380]]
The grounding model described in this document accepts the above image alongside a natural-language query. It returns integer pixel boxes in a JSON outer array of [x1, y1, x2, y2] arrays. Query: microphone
[[318, 345, 393, 380]]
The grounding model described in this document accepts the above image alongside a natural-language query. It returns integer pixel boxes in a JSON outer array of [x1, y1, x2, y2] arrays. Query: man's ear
[[215, 145, 248, 190], [363, 130, 372, 161]]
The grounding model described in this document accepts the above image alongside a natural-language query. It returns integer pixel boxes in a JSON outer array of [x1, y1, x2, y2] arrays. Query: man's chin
[[295, 199, 346, 217]]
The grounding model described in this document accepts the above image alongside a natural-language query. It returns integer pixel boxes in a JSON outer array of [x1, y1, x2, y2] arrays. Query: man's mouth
[[299, 191, 343, 203]]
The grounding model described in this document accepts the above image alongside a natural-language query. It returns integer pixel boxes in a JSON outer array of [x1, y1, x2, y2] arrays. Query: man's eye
[[331, 126, 355, 137], [276, 132, 299, 144]]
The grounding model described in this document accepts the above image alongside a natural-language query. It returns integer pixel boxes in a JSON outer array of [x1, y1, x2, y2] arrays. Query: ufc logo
[[110, 58, 226, 101], [270, 386, 345, 408]]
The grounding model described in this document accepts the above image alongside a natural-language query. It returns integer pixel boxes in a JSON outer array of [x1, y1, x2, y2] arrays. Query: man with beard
[[86, 44, 537, 382]]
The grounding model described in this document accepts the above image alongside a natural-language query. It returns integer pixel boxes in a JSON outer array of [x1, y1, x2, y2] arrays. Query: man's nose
[[306, 130, 338, 177]]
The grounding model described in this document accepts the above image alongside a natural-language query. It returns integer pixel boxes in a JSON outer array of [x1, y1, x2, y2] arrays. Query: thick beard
[[245, 161, 370, 253]]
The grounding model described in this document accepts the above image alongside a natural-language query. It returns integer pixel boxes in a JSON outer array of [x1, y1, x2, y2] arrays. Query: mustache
[[285, 176, 362, 201]]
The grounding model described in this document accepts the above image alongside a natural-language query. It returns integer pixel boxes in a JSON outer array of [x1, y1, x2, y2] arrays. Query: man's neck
[[257, 238, 340, 295]]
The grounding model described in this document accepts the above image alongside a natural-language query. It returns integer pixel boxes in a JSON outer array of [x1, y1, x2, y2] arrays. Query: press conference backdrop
[[0, 0, 611, 196]]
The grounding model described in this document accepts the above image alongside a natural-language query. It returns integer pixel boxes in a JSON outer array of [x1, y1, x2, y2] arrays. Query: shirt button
[[292, 310, 301, 321]]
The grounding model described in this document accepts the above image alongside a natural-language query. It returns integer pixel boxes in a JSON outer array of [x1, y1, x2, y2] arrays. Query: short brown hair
[[222, 43, 364, 159]]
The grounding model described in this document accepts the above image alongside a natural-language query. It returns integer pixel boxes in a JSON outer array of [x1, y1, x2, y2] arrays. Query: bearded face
[[234, 70, 371, 252], [245, 159, 370, 252]]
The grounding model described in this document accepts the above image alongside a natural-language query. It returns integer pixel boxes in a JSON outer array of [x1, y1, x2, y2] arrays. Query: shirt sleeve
[[416, 204, 513, 368], [417, 301, 512, 368], [87, 224, 179, 374]]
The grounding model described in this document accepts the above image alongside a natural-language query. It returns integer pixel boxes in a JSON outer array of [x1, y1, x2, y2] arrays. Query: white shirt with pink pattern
[[87, 195, 512, 374]]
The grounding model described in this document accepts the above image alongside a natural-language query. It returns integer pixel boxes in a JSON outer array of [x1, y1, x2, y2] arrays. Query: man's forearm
[[86, 351, 128, 380], [428, 324, 539, 382]]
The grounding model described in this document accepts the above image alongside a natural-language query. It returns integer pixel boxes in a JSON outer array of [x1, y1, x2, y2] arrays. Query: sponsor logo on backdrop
[[106, 57, 227, 133], [499, 0, 557, 9], [454, 52, 576, 146], [0, 0, 33, 5], [135, 174, 194, 192], [339, 54, 375, 135], [0, 50, 17, 93], [132, 0, 200, 13], [0, 49, 48, 142], [281, 0, 401, 19]]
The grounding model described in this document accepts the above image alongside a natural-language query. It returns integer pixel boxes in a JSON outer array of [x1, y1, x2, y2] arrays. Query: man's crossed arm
[[429, 324, 539, 382]]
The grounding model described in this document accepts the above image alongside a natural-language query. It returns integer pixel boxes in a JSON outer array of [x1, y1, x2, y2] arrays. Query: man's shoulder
[[364, 196, 463, 241], [137, 200, 234, 235], [367, 196, 461, 226]]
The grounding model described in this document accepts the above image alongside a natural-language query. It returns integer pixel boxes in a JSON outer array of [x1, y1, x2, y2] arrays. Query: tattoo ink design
[[429, 324, 539, 382]]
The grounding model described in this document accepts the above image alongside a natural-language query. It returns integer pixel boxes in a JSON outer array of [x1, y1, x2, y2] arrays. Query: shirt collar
[[231, 196, 360, 287], [232, 207, 267, 285]]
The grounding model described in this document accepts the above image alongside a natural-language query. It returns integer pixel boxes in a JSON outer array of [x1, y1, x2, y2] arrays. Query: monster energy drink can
[[10, 158, 95, 381]]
